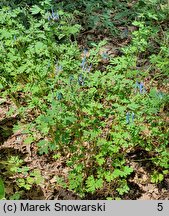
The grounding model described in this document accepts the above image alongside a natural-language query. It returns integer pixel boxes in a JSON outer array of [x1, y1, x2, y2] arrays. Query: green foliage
[[17, 169, 44, 190], [0, 155, 43, 195], [86, 175, 103, 194], [116, 180, 130, 195], [56, 0, 169, 42], [58, 0, 137, 38], [151, 170, 168, 184], [0, 0, 169, 199], [9, 192, 22, 200], [0, 178, 5, 200], [0, 156, 24, 174], [137, 0, 169, 21]]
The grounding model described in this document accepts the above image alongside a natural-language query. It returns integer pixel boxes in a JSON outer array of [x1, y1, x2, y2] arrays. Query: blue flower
[[135, 81, 146, 94], [53, 13, 59, 21], [51, 8, 55, 16], [84, 48, 88, 56], [131, 112, 135, 122], [88, 64, 92, 72], [55, 65, 62, 74], [49, 9, 59, 21], [81, 57, 86, 70], [139, 82, 144, 94], [57, 92, 63, 100], [101, 52, 108, 60], [126, 112, 135, 124], [136, 81, 140, 88], [78, 74, 84, 86], [81, 49, 88, 70], [122, 28, 128, 39], [126, 112, 130, 124]]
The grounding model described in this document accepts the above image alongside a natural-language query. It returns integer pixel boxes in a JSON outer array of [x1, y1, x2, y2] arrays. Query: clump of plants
[[0, 0, 168, 199]]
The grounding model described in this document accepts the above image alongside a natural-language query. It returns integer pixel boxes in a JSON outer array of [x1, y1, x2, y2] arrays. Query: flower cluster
[[135, 81, 146, 94], [48, 9, 59, 21], [78, 73, 85, 86], [57, 92, 63, 100], [126, 112, 135, 124]]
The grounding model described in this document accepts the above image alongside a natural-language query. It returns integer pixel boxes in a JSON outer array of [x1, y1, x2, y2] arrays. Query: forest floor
[[0, 59, 168, 200]]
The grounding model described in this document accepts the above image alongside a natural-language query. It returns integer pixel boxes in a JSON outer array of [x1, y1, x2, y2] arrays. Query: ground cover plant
[[0, 0, 169, 200]]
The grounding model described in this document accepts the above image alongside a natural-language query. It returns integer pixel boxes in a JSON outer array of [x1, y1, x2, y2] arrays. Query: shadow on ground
[[0, 116, 20, 144]]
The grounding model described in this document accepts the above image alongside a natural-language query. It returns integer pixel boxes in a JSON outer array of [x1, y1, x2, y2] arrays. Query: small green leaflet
[[30, 6, 42, 15], [24, 136, 35, 145], [116, 180, 130, 195], [37, 140, 49, 154], [123, 166, 133, 176], [86, 175, 103, 193]]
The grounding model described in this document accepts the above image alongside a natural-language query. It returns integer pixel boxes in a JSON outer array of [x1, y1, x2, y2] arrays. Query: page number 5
[[157, 203, 163, 211]]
